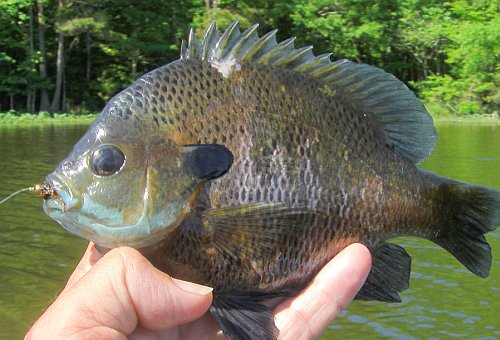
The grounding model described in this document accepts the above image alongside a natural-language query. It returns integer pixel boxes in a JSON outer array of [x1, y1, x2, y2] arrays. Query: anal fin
[[211, 293, 283, 340], [355, 242, 411, 302]]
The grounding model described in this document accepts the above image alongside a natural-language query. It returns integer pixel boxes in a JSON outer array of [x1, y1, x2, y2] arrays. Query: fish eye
[[91, 145, 125, 177]]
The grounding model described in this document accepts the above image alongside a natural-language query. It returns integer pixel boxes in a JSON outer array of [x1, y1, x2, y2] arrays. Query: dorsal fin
[[180, 20, 437, 164], [322, 60, 437, 163]]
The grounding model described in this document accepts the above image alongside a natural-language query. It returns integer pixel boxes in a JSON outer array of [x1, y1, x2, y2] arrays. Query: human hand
[[25, 243, 216, 339], [26, 242, 371, 339]]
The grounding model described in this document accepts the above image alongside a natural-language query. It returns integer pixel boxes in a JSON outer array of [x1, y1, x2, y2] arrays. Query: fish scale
[[38, 21, 500, 340], [141, 56, 474, 296]]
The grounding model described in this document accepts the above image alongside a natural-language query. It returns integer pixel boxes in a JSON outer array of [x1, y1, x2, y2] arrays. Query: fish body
[[42, 21, 500, 339]]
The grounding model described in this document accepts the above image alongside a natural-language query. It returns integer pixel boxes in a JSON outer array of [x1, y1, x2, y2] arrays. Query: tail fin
[[430, 181, 499, 278]]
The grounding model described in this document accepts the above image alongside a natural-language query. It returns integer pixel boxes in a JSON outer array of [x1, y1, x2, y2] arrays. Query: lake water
[[0, 122, 498, 339]]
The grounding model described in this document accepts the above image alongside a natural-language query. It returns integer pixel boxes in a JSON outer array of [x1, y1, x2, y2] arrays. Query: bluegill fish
[[41, 21, 499, 339]]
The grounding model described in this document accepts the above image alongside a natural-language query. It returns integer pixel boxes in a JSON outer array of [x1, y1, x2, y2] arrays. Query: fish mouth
[[41, 166, 190, 249], [43, 171, 82, 212]]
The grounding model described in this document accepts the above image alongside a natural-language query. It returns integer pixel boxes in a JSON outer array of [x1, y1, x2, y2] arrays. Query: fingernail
[[172, 278, 213, 295], [274, 312, 286, 332]]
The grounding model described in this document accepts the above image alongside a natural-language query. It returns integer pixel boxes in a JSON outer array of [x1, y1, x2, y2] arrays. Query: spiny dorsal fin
[[180, 20, 437, 164]]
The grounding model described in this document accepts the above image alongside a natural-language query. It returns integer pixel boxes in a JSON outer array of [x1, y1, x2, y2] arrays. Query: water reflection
[[0, 124, 89, 338]]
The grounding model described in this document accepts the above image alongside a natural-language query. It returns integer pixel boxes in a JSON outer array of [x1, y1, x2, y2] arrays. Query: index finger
[[63, 242, 104, 291]]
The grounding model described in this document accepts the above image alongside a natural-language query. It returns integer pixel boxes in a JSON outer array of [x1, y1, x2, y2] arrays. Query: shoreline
[[432, 114, 499, 125], [0, 112, 98, 126], [1, 112, 498, 126]]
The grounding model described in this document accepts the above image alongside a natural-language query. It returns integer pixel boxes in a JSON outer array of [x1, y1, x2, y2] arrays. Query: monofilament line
[[0, 187, 35, 205]]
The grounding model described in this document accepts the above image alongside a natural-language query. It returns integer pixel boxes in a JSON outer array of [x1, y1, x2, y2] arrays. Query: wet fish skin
[[137, 60, 418, 289], [42, 21, 500, 340], [136, 60, 460, 290]]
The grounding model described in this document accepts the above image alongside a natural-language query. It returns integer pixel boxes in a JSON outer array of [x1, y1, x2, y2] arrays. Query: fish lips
[[43, 172, 82, 213], [42, 172, 92, 241]]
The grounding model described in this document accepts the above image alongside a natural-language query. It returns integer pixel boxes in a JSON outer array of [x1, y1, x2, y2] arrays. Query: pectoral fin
[[202, 203, 326, 260]]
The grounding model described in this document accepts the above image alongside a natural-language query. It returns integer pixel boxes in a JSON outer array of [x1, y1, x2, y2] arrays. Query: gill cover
[[183, 144, 234, 180]]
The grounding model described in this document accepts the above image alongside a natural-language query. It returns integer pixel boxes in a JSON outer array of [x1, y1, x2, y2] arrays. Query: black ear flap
[[183, 144, 234, 180]]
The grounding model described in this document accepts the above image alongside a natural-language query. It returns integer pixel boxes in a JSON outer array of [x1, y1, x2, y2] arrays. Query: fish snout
[[43, 172, 82, 212]]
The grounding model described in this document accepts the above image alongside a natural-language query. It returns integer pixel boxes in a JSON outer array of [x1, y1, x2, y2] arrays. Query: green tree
[[413, 0, 499, 115], [88, 0, 203, 106], [0, 0, 497, 116], [0, 0, 34, 110], [397, 2, 451, 81], [37, 0, 51, 111]]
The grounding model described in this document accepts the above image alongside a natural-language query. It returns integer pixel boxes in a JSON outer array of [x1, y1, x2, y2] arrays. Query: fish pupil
[[91, 145, 125, 177]]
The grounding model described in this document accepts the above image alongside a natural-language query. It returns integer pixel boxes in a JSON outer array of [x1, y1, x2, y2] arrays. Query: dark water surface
[[0, 123, 498, 339]]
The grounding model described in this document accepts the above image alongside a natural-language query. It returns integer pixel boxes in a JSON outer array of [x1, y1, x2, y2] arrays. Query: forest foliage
[[0, 0, 498, 116]]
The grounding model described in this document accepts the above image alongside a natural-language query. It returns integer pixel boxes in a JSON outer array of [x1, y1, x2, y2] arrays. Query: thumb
[[27, 247, 213, 338]]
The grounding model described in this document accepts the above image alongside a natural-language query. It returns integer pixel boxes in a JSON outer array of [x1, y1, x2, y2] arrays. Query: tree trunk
[[132, 59, 137, 75], [28, 3, 35, 113], [422, 57, 428, 80], [86, 31, 91, 82], [30, 92, 37, 114], [50, 30, 65, 113], [205, 0, 219, 11], [62, 70, 67, 112], [37, 0, 50, 112], [27, 95, 32, 113]]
